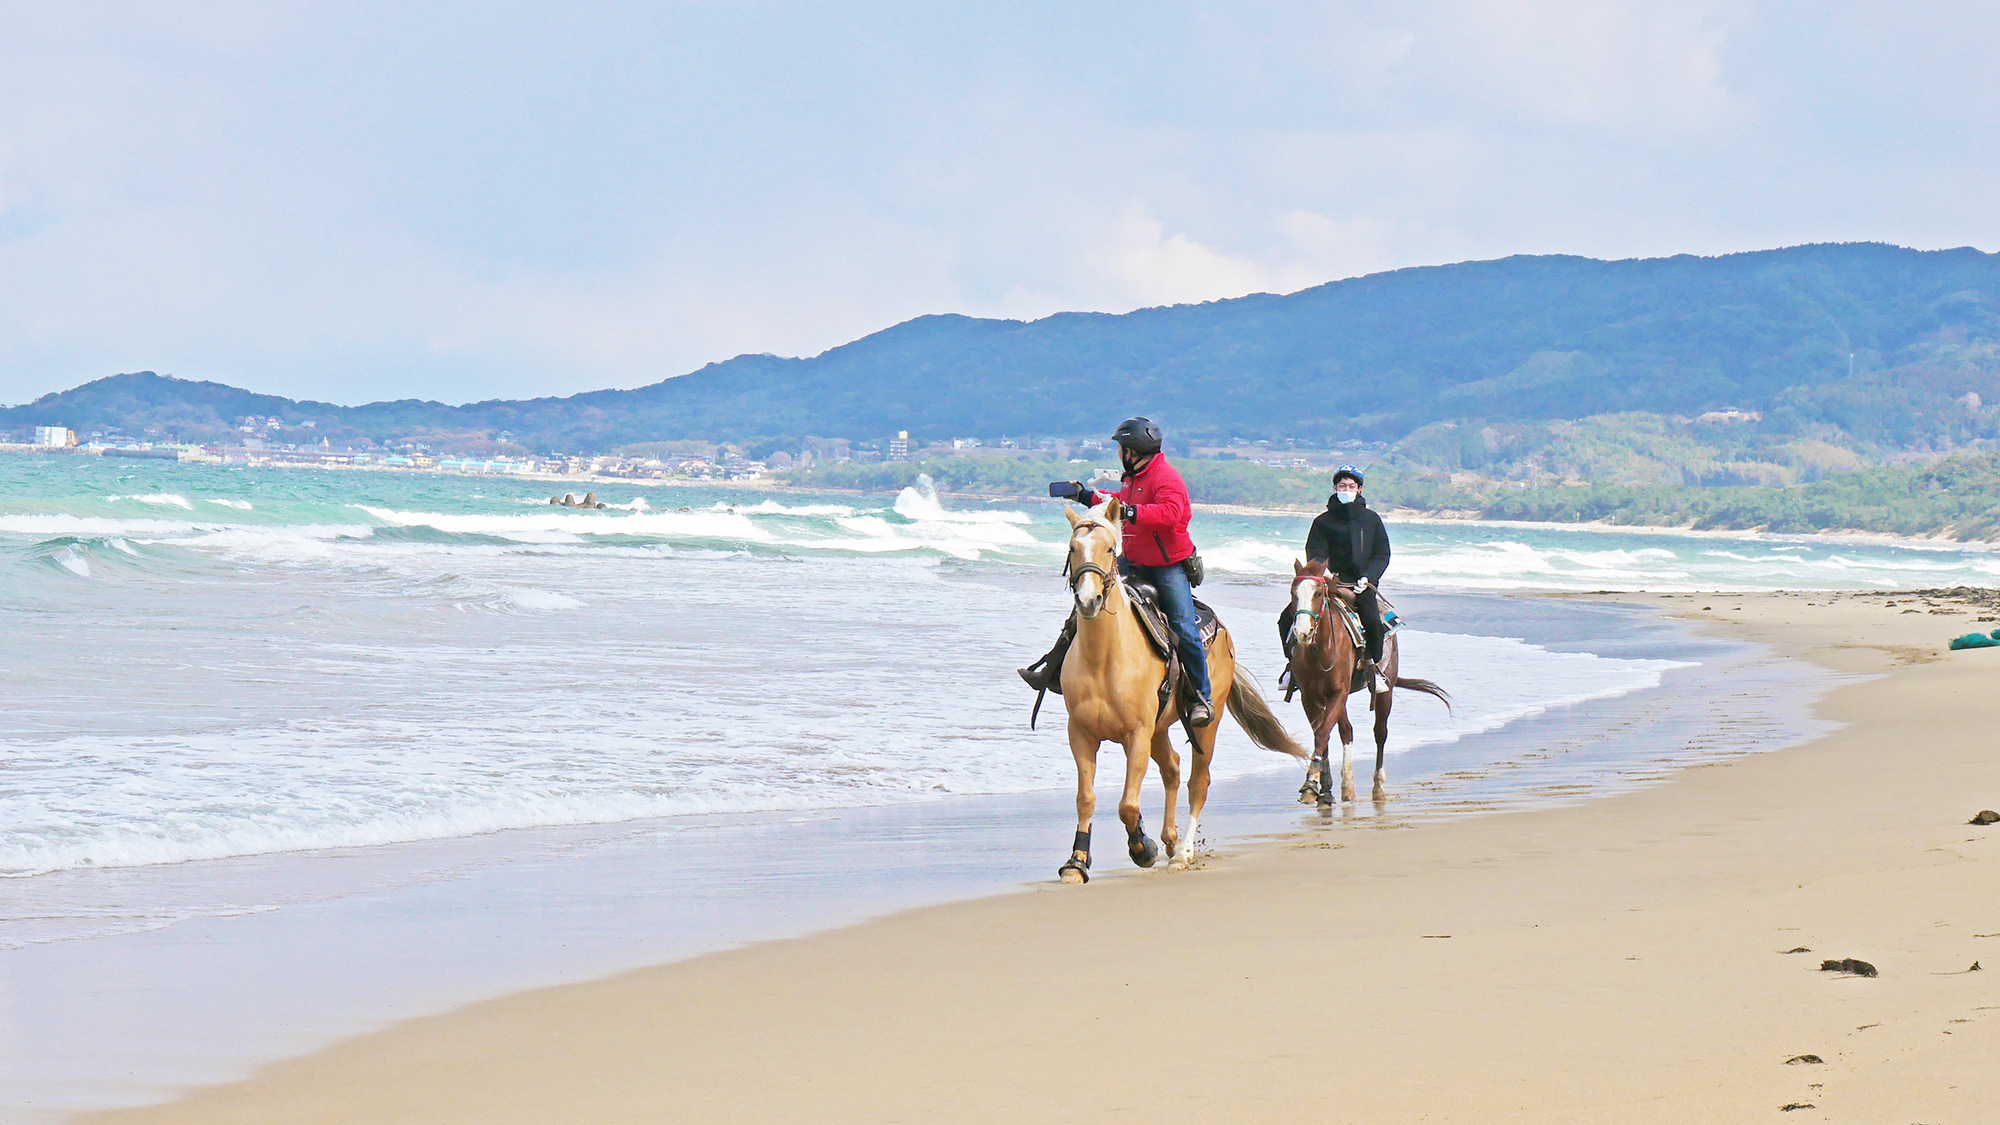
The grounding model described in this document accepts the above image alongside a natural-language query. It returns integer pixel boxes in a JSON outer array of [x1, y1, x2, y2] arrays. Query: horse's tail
[[1227, 670, 1309, 759], [1388, 675, 1453, 715]]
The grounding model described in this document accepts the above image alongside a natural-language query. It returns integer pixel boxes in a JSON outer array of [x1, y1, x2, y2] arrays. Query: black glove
[[1121, 503, 1138, 521]]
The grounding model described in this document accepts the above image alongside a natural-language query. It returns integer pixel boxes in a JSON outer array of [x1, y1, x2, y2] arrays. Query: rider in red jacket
[[1018, 417, 1212, 727], [1080, 445, 1195, 566]]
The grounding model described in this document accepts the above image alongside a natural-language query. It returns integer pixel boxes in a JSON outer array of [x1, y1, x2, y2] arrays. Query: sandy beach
[[81, 590, 2000, 1124]]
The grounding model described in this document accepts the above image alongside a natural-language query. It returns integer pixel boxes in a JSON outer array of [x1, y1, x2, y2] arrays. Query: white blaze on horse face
[[1290, 578, 1319, 643]]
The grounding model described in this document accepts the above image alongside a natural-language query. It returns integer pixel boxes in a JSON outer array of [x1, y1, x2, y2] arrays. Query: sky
[[2, 1, 1997, 406]]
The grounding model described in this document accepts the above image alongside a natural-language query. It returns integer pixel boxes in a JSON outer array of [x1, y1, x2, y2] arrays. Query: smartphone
[[1047, 481, 1084, 499]]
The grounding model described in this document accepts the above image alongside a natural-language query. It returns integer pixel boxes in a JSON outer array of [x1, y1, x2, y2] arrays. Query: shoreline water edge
[[64, 589, 2000, 1125], [4, 589, 1836, 1121], [4, 459, 1997, 1121]]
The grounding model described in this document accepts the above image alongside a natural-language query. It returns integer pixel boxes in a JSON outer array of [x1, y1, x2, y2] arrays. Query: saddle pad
[[1335, 602, 1366, 651], [1192, 598, 1221, 646]]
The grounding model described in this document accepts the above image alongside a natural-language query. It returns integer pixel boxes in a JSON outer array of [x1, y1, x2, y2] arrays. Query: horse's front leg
[[1118, 726, 1160, 868], [1337, 696, 1356, 803], [1061, 725, 1100, 883], [1150, 728, 1185, 870], [1304, 694, 1335, 807]]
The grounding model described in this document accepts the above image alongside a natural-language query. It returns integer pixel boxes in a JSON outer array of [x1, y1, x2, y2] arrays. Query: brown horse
[[1054, 501, 1305, 882], [1285, 559, 1451, 805]]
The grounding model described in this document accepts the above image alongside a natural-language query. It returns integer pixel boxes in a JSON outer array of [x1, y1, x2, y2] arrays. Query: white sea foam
[[892, 482, 1031, 525], [503, 588, 585, 610], [108, 493, 194, 510], [0, 598, 1690, 879], [356, 505, 775, 544], [205, 498, 254, 510], [713, 499, 857, 517]]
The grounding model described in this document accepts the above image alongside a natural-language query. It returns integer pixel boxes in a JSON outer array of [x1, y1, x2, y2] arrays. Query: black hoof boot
[[1058, 828, 1091, 883], [1127, 817, 1159, 867]]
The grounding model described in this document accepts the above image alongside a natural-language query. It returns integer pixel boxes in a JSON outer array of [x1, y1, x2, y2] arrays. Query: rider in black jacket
[[1279, 465, 1391, 687]]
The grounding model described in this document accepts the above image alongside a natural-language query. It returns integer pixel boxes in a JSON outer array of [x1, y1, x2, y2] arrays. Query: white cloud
[[0, 1, 1995, 406]]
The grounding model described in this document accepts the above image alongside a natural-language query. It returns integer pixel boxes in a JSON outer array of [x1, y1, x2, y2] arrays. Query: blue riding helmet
[[1332, 464, 1364, 486]]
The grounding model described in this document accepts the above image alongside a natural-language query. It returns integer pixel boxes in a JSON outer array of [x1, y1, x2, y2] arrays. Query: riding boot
[[1017, 614, 1077, 693], [1187, 696, 1214, 727]]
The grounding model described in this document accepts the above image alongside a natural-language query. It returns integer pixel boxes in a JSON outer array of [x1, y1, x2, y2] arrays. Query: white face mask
[[1334, 487, 1358, 504]]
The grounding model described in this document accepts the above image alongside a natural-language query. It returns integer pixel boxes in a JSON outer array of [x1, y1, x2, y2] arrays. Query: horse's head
[[1064, 500, 1122, 618], [1289, 559, 1329, 647]]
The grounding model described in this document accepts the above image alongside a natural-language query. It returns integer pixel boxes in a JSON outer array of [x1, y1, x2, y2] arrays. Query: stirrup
[[1188, 697, 1214, 728]]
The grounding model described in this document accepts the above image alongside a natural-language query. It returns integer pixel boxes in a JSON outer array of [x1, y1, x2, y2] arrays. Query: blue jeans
[[1120, 559, 1211, 702]]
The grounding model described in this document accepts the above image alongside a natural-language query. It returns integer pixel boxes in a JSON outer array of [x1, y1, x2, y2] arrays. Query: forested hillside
[[6, 242, 1999, 459]]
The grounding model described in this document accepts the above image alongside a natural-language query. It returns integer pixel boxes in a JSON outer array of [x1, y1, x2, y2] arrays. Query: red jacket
[[1085, 454, 1195, 566]]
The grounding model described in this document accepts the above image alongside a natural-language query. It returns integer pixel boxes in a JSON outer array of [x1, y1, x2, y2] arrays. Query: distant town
[[1, 418, 1380, 486]]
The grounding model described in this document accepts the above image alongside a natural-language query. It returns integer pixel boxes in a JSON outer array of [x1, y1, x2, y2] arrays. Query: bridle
[[1291, 572, 1331, 622], [1065, 519, 1119, 607], [1291, 572, 1355, 673]]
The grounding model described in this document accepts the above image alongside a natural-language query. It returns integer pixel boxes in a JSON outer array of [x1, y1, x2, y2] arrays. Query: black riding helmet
[[1111, 417, 1162, 455]]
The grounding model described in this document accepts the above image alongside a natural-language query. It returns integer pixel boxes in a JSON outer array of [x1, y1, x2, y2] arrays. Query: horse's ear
[[1105, 500, 1122, 525], [1293, 558, 1304, 574], [1064, 505, 1081, 527]]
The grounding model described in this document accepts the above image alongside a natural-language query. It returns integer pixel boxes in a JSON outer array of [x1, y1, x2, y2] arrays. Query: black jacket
[[1305, 496, 1390, 584]]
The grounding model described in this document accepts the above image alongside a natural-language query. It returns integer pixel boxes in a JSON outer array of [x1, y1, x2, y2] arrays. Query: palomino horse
[[1286, 559, 1451, 805], [1055, 501, 1305, 883]]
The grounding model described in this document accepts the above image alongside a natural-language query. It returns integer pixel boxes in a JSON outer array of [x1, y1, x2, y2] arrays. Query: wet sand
[[82, 591, 2000, 1124]]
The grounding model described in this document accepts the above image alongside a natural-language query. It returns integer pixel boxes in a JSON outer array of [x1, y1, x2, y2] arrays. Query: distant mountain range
[[6, 242, 1999, 457]]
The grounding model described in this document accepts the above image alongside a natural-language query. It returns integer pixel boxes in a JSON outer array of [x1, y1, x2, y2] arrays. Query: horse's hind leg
[[1184, 712, 1218, 861], [1373, 642, 1398, 802], [1151, 729, 1184, 869], [1372, 688, 1393, 803]]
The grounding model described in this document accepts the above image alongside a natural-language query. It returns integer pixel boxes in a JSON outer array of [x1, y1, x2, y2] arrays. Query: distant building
[[888, 430, 910, 461], [33, 426, 76, 448]]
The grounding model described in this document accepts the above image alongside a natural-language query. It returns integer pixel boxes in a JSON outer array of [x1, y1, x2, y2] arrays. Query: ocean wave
[[107, 493, 194, 510], [892, 481, 1031, 525], [0, 621, 1697, 878], [0, 514, 226, 536], [205, 498, 255, 510], [503, 587, 585, 611], [356, 505, 775, 544], [715, 499, 858, 517]]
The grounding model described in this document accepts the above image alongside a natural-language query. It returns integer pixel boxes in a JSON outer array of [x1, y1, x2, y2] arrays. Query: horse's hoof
[[1168, 856, 1188, 872], [1129, 836, 1160, 868], [1058, 852, 1091, 883], [1297, 785, 1317, 805]]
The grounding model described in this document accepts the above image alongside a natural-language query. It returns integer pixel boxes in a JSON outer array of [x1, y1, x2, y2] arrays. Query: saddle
[[1029, 579, 1218, 740], [1125, 580, 1219, 742]]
